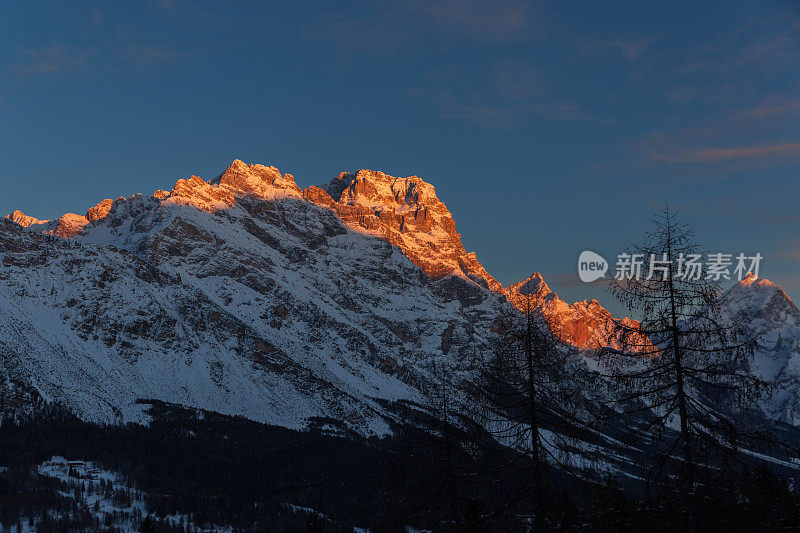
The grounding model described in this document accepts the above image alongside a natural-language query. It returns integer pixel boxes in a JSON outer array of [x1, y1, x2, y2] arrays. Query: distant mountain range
[[2, 159, 798, 466]]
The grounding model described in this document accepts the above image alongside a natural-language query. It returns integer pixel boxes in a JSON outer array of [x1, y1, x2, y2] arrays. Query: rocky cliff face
[[313, 168, 503, 292], [8, 197, 123, 239], [504, 272, 645, 351], [5, 210, 50, 228]]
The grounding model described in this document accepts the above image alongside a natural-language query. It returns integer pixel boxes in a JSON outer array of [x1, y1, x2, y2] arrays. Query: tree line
[[409, 207, 800, 531]]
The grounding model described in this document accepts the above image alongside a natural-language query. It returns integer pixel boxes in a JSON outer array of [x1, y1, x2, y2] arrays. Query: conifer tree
[[476, 293, 581, 525], [602, 207, 768, 484]]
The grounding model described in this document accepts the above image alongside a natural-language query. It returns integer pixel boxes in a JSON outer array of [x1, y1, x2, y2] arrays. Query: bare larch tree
[[602, 207, 768, 485], [476, 293, 583, 525]]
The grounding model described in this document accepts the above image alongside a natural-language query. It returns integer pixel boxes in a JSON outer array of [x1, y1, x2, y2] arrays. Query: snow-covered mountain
[[0, 160, 513, 435], [1, 159, 797, 439], [716, 273, 800, 425]]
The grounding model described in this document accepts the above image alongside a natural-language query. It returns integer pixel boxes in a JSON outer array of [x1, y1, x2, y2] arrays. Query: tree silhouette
[[601, 207, 768, 485], [475, 293, 582, 525]]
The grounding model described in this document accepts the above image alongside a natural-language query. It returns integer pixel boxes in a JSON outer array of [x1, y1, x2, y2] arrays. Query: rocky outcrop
[[5, 210, 50, 228], [4, 163, 500, 291], [312, 169, 504, 291], [53, 213, 90, 238], [86, 198, 116, 222], [7, 197, 122, 239], [215, 159, 302, 199], [168, 175, 236, 211], [504, 273, 644, 351]]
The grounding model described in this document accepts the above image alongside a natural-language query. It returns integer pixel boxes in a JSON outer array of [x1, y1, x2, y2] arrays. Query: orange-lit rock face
[[164, 161, 302, 213], [6, 198, 120, 239], [313, 169, 503, 291], [504, 272, 650, 352], [216, 159, 301, 199], [5, 210, 50, 228], [86, 199, 115, 222], [53, 213, 90, 238], [168, 175, 236, 211]]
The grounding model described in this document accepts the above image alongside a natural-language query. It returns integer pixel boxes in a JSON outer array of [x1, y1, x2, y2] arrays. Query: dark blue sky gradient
[[1, 1, 798, 313]]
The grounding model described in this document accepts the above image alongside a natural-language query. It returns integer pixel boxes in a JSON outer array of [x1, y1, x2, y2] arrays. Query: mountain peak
[[216, 159, 300, 198], [507, 272, 552, 298], [168, 175, 235, 211], [226, 158, 250, 173], [53, 213, 90, 238], [740, 271, 761, 285], [503, 272, 648, 351], [5, 210, 49, 228], [732, 273, 782, 294], [0, 160, 650, 354], [337, 169, 441, 214], [86, 198, 116, 222], [6, 199, 119, 237], [321, 171, 354, 201], [307, 167, 502, 289], [164, 160, 303, 211], [720, 274, 800, 326]]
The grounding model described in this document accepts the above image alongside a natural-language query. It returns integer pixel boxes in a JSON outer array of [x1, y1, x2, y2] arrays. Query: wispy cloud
[[739, 97, 800, 120], [412, 84, 588, 129], [14, 43, 91, 77], [634, 75, 800, 174], [14, 37, 186, 83], [441, 101, 587, 129], [780, 239, 800, 261], [422, 0, 539, 43], [154, 0, 231, 31], [493, 59, 550, 99], [302, 13, 415, 55], [574, 35, 657, 64], [645, 141, 800, 164], [304, 0, 547, 56], [677, 19, 799, 79], [412, 59, 591, 129], [115, 44, 182, 65], [758, 214, 800, 227]]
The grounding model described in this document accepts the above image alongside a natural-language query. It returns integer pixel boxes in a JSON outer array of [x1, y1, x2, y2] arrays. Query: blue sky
[[1, 1, 798, 312]]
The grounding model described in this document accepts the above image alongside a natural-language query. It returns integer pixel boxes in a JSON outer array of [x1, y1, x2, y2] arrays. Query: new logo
[[578, 251, 608, 283]]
